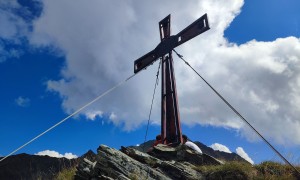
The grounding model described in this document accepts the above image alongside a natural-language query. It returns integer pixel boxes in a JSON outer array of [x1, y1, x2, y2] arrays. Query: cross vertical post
[[159, 15, 182, 145]]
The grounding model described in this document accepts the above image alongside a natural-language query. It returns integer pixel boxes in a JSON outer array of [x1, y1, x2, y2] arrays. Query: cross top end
[[134, 13, 209, 74]]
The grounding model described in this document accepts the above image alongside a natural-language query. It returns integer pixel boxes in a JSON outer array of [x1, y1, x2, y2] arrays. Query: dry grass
[[54, 167, 77, 180], [255, 161, 300, 180], [195, 161, 300, 180], [195, 161, 255, 179]]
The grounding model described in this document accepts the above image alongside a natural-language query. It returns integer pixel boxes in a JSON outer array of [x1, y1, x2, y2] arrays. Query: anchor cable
[[0, 73, 138, 163], [142, 59, 161, 152], [173, 49, 300, 175]]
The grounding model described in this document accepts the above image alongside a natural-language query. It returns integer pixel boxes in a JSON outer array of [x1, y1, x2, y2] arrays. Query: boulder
[[75, 145, 170, 180]]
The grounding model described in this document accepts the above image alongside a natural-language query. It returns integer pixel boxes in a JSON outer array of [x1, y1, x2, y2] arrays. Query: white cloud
[[63, 152, 78, 159], [0, 0, 29, 62], [236, 147, 254, 164], [0, 1, 25, 39], [210, 143, 232, 153], [27, 0, 300, 146], [109, 112, 117, 121], [85, 110, 103, 121], [15, 96, 30, 107], [35, 150, 77, 159], [109, 112, 122, 126]]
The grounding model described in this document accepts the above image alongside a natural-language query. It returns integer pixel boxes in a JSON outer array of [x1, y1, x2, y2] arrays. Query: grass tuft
[[54, 167, 77, 180], [255, 161, 299, 179], [195, 161, 300, 180], [195, 161, 255, 179]]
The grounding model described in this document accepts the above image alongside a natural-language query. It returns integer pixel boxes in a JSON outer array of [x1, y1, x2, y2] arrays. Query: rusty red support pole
[[159, 15, 182, 145], [161, 56, 166, 143], [168, 53, 182, 143]]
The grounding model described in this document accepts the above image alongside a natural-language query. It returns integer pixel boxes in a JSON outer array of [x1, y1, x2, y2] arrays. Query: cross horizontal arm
[[134, 13, 209, 74], [134, 50, 157, 73], [176, 13, 209, 46]]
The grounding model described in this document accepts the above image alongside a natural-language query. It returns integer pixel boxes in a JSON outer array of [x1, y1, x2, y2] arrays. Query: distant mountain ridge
[[194, 141, 247, 162], [0, 153, 77, 180]]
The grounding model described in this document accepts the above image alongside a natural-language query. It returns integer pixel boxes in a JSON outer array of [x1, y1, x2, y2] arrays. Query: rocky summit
[[0, 141, 251, 179], [75, 143, 249, 180]]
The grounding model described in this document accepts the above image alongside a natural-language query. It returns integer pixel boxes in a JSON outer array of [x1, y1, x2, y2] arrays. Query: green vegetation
[[54, 167, 77, 180], [255, 161, 300, 179], [195, 161, 300, 180], [195, 161, 255, 179]]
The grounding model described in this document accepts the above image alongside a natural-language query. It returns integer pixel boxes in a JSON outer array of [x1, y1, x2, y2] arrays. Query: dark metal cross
[[134, 14, 210, 145]]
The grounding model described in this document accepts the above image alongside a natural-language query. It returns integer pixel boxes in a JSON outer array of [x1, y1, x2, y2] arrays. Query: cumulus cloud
[[210, 143, 254, 164], [35, 150, 77, 159], [27, 0, 300, 146], [85, 110, 103, 121], [210, 143, 232, 153], [15, 96, 30, 107], [236, 147, 254, 164], [109, 112, 117, 121]]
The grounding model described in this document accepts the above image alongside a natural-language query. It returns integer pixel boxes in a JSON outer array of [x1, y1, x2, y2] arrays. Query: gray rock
[[149, 144, 222, 166], [75, 144, 223, 179], [121, 146, 204, 179], [76, 145, 170, 180], [159, 160, 205, 180]]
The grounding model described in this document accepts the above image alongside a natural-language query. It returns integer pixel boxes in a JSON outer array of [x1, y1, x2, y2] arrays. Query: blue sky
[[1, 0, 300, 165]]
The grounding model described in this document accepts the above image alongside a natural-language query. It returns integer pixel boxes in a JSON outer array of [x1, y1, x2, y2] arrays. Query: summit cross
[[134, 14, 210, 145]]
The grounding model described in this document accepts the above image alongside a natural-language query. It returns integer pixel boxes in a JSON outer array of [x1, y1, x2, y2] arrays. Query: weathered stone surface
[[75, 145, 171, 180], [75, 144, 224, 179], [121, 146, 205, 180], [159, 161, 205, 180], [120, 146, 162, 167], [97, 145, 170, 179], [148, 144, 222, 166], [149, 144, 178, 161]]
